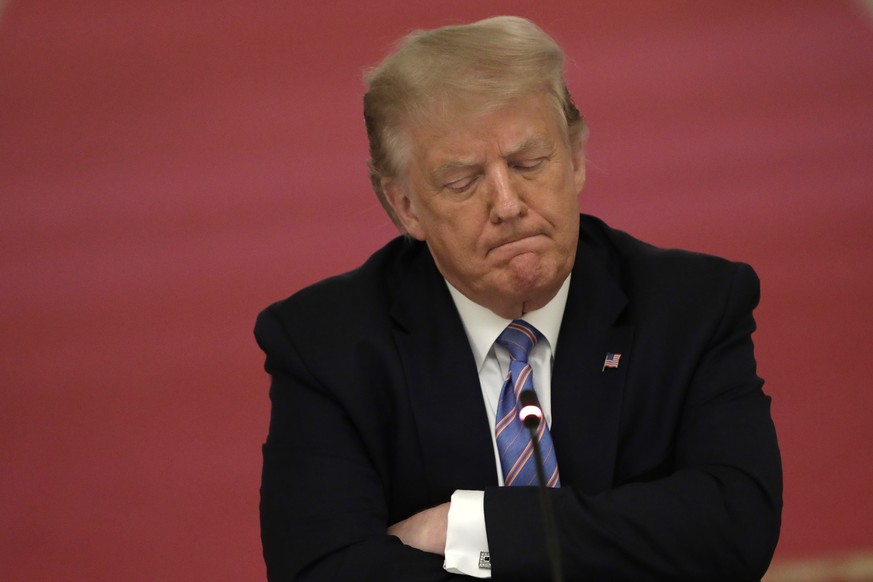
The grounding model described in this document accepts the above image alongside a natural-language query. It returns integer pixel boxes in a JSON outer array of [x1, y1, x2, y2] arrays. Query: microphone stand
[[519, 391, 564, 582]]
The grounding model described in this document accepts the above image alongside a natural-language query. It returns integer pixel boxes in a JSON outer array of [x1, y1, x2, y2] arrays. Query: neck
[[481, 289, 558, 320]]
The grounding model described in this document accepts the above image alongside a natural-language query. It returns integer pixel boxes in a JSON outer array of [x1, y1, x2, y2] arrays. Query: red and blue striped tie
[[495, 320, 560, 487]]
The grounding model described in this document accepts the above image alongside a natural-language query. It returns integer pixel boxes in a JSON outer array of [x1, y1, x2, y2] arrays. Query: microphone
[[518, 390, 544, 428], [518, 390, 564, 582]]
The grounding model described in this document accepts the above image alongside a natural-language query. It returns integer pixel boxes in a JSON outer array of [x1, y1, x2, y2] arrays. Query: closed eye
[[445, 175, 479, 193], [511, 158, 547, 171]]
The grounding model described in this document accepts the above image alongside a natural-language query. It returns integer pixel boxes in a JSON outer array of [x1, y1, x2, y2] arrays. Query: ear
[[382, 178, 426, 241], [571, 140, 587, 193]]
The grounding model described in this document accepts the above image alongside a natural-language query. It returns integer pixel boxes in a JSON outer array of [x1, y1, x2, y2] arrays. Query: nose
[[488, 165, 527, 223]]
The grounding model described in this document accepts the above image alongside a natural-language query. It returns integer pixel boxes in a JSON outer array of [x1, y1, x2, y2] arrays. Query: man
[[256, 16, 781, 581]]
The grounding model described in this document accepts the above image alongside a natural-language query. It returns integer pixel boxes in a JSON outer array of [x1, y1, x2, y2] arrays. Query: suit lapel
[[385, 218, 633, 497], [388, 243, 498, 497], [552, 222, 633, 493]]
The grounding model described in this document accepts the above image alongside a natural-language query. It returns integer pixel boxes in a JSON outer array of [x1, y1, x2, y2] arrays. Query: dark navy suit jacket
[[256, 214, 782, 581]]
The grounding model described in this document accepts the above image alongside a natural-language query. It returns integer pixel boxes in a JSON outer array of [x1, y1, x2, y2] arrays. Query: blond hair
[[363, 16, 586, 228]]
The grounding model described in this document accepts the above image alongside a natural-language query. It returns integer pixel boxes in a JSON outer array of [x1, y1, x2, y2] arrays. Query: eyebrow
[[504, 136, 554, 157], [431, 136, 555, 178], [433, 160, 479, 176]]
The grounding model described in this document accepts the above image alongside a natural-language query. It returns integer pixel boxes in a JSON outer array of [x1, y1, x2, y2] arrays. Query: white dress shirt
[[442, 277, 571, 577]]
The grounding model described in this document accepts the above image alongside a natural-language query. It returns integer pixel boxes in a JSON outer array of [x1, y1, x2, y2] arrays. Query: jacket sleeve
[[484, 262, 782, 581], [256, 306, 464, 582]]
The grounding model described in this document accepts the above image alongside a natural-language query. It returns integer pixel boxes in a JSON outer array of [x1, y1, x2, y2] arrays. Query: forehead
[[406, 92, 567, 169]]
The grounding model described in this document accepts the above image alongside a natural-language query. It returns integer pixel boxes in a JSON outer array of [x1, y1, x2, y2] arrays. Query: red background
[[1, 1, 871, 579]]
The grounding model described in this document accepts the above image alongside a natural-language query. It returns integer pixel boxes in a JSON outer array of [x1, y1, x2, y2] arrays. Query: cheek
[[537, 191, 578, 240], [434, 205, 484, 240], [438, 225, 477, 257]]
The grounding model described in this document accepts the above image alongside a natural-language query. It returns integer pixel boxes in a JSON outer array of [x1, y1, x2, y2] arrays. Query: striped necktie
[[495, 320, 560, 487]]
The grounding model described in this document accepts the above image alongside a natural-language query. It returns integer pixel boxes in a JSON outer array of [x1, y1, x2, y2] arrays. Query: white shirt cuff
[[444, 490, 491, 578]]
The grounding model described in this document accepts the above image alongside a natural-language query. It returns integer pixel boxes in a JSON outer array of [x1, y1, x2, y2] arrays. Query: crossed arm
[[257, 263, 781, 581], [388, 503, 450, 556]]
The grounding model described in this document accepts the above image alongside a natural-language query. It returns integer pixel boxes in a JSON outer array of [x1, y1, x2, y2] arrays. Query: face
[[383, 92, 586, 319]]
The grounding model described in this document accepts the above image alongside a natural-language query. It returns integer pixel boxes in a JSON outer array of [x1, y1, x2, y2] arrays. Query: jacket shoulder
[[254, 235, 435, 355], [583, 214, 758, 289], [580, 215, 760, 330], [259, 236, 410, 316]]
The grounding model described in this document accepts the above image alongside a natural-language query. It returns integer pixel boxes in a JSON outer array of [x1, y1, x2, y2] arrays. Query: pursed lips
[[487, 232, 545, 256]]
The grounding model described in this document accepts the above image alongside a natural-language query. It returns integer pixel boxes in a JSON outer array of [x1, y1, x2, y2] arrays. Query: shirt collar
[[446, 275, 571, 372]]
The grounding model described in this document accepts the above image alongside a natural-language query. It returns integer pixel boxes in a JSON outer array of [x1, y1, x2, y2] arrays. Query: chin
[[507, 253, 558, 285]]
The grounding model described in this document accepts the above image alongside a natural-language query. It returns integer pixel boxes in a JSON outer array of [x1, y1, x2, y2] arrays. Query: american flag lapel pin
[[602, 352, 621, 371]]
